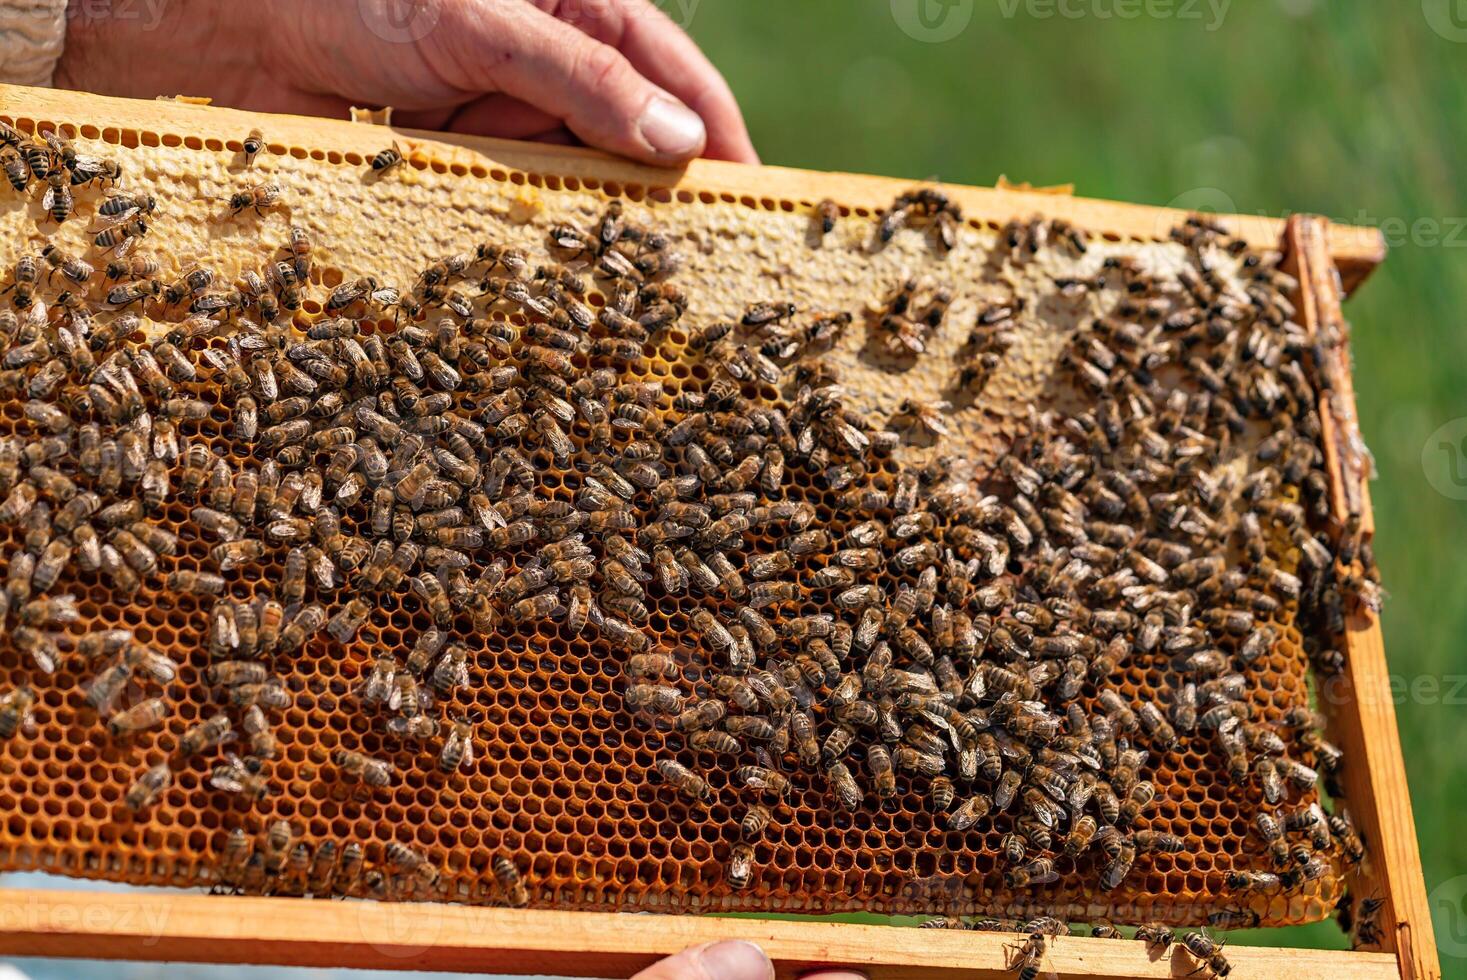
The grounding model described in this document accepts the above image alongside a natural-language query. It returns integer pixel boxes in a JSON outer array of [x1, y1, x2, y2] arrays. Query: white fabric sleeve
[[0, 0, 69, 87]]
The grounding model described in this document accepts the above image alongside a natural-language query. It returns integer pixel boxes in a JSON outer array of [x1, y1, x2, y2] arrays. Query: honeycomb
[[0, 95, 1374, 931]]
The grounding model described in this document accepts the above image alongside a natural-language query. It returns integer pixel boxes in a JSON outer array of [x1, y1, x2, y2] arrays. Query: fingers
[[438, 95, 562, 141], [631, 940, 774, 980], [427, 1, 707, 165], [609, 0, 760, 163]]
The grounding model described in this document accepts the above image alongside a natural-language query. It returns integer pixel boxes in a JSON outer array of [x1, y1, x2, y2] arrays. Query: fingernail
[[639, 94, 706, 160], [694, 939, 774, 980]]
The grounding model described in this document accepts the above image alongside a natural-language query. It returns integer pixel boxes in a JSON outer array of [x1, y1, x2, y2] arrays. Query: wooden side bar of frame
[[0, 888, 1405, 979], [1282, 216, 1439, 980]]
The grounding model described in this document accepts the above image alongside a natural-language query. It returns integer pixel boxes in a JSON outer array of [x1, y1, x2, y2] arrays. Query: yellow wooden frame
[[0, 85, 1436, 980]]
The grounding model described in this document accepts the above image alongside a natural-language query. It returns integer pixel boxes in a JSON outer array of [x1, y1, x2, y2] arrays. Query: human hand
[[56, 0, 758, 166], [631, 940, 867, 980]]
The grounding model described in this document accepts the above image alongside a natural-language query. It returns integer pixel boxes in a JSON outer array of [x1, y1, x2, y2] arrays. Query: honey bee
[[814, 198, 839, 235], [94, 215, 149, 256], [326, 598, 371, 643], [370, 142, 405, 174], [227, 679, 290, 710], [654, 758, 711, 804], [40, 244, 93, 286], [3, 255, 38, 309], [1134, 922, 1175, 951], [0, 686, 36, 740], [1180, 931, 1230, 979], [742, 301, 796, 328], [178, 712, 234, 757], [227, 181, 281, 216], [493, 855, 529, 907], [106, 696, 170, 737], [242, 128, 265, 167], [428, 642, 469, 695], [385, 841, 440, 892], [735, 764, 790, 799], [166, 569, 226, 595], [209, 754, 270, 801], [279, 603, 327, 652], [723, 842, 755, 890], [439, 718, 475, 772], [1351, 895, 1385, 948], [84, 661, 132, 714], [42, 170, 75, 223], [304, 840, 339, 896], [124, 762, 172, 811], [1004, 931, 1047, 980], [894, 398, 951, 438], [0, 147, 27, 191], [333, 747, 396, 787], [242, 704, 280, 760]]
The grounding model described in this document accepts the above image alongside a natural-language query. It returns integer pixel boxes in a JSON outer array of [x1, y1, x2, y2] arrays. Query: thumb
[[632, 940, 775, 980], [427, 1, 707, 165]]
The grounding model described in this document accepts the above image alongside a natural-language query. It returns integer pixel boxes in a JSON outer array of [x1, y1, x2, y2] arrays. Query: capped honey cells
[[0, 113, 1383, 948]]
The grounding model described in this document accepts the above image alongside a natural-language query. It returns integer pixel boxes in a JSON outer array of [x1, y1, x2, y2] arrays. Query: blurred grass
[[686, 0, 1466, 972]]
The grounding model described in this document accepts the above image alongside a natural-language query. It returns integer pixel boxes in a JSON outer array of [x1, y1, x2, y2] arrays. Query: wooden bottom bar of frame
[[0, 888, 1401, 979]]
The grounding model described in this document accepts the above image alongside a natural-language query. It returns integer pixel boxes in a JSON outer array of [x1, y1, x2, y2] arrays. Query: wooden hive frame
[[0, 85, 1436, 980]]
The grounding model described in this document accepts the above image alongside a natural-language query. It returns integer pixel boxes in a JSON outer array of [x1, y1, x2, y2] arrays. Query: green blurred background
[[684, 0, 1467, 970]]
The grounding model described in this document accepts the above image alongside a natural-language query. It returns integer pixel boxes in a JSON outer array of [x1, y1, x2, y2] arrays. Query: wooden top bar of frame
[[0, 84, 1385, 295]]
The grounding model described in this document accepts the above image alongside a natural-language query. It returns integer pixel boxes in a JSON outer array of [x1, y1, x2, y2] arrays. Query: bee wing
[[209, 771, 246, 793], [89, 206, 139, 231], [24, 298, 47, 332], [41, 185, 57, 212]]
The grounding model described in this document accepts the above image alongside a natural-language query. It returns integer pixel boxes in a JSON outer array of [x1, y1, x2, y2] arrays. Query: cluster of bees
[[0, 120, 1381, 960], [209, 818, 526, 904]]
